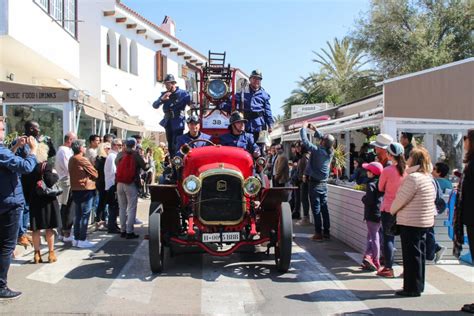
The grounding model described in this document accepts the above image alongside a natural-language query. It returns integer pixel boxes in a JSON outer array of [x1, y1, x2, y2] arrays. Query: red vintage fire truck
[[148, 52, 293, 273]]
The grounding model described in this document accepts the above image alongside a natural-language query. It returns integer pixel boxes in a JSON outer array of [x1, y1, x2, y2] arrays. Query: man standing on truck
[[152, 74, 191, 156]]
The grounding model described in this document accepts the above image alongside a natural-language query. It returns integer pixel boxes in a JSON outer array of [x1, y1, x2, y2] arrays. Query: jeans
[[107, 185, 119, 231], [95, 189, 108, 223], [300, 181, 310, 217], [0, 206, 21, 289], [400, 225, 428, 294], [73, 192, 95, 241], [309, 181, 330, 235], [165, 127, 184, 156], [425, 226, 442, 261], [117, 183, 139, 234], [467, 225, 474, 263], [291, 186, 301, 216], [17, 203, 29, 238], [381, 212, 396, 268], [365, 220, 381, 264]]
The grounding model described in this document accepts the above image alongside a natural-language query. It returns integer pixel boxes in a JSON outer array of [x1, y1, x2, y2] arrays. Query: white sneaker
[[134, 218, 143, 225], [76, 240, 96, 248], [434, 246, 446, 263], [72, 240, 78, 247], [63, 235, 75, 243]]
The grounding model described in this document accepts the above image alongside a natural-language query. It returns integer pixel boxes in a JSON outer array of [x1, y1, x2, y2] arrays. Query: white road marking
[[437, 262, 474, 283], [105, 240, 156, 304], [292, 245, 373, 315], [26, 233, 113, 284], [200, 255, 265, 315], [345, 252, 444, 295]]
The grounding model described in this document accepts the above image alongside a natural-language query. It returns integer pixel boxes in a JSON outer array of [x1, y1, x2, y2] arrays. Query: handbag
[[386, 215, 401, 236], [35, 162, 63, 198]]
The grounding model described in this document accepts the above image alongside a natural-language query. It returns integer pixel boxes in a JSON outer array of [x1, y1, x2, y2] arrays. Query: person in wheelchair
[[174, 115, 212, 157]]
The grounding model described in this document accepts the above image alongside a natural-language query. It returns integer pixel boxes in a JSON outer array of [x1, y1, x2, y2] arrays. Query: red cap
[[362, 162, 384, 176]]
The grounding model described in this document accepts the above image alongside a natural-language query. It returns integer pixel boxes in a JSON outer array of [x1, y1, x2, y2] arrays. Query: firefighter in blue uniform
[[222, 70, 274, 142], [152, 74, 191, 155], [174, 115, 212, 157], [220, 111, 260, 158]]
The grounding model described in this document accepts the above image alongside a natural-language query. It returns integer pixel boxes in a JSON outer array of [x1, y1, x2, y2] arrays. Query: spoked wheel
[[149, 203, 164, 273], [275, 206, 293, 272]]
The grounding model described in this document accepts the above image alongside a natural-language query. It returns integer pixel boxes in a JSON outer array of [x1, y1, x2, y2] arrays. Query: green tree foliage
[[282, 37, 379, 119], [351, 0, 473, 77]]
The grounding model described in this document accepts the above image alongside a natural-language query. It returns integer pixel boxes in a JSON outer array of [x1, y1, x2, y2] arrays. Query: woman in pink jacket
[[377, 142, 406, 278], [390, 147, 436, 297]]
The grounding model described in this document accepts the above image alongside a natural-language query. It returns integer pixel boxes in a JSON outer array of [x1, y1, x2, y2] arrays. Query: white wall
[[78, 1, 205, 131], [3, 0, 80, 81]]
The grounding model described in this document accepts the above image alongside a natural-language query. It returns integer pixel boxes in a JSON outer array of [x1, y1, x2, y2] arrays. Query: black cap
[[250, 69, 263, 79], [164, 74, 176, 83], [186, 115, 200, 124], [228, 111, 247, 127]]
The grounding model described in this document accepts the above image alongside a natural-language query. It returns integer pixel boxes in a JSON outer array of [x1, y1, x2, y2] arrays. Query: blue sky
[[123, 0, 370, 117]]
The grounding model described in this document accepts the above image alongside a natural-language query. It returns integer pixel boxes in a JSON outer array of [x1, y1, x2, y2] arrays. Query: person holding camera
[[22, 143, 61, 264], [299, 123, 334, 241], [0, 117, 37, 300]]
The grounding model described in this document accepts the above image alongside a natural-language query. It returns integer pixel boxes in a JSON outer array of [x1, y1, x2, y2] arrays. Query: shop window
[[5, 104, 63, 150], [129, 40, 138, 75], [118, 35, 128, 72]]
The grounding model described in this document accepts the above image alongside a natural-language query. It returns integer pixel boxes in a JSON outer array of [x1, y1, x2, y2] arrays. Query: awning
[[288, 115, 331, 130], [82, 105, 105, 120], [77, 91, 107, 120], [112, 118, 145, 132]]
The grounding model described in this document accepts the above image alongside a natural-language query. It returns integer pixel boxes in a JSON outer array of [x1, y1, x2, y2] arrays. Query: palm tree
[[312, 37, 378, 102]]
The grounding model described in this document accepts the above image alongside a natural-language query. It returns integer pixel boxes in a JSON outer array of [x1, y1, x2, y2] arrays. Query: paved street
[[2, 200, 472, 315]]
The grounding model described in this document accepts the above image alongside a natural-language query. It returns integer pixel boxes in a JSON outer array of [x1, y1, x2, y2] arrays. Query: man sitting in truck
[[220, 111, 260, 158]]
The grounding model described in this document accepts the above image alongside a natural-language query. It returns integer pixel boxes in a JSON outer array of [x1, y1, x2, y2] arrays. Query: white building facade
[[78, 0, 207, 139], [1, 0, 207, 144], [0, 0, 80, 146]]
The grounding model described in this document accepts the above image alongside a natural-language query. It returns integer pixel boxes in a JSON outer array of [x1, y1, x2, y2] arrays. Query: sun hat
[[370, 134, 393, 149], [387, 142, 405, 157], [362, 162, 384, 176]]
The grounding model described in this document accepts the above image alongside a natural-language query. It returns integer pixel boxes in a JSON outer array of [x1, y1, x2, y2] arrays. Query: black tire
[[149, 203, 164, 273], [275, 207, 293, 272]]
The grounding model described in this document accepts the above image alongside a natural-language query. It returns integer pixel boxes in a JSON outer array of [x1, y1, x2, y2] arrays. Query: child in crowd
[[361, 162, 384, 271]]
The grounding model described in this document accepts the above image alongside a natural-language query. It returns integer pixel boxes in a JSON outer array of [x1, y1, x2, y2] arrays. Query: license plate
[[202, 232, 240, 243]]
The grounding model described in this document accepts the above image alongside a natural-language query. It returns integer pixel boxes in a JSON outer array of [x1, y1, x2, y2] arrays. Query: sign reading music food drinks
[[0, 81, 70, 103]]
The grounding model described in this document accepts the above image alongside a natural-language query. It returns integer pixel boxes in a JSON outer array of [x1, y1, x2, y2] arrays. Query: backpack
[[116, 152, 136, 184], [432, 178, 446, 215]]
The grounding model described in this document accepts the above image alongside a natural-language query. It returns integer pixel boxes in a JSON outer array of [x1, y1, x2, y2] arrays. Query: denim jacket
[[0, 144, 37, 213]]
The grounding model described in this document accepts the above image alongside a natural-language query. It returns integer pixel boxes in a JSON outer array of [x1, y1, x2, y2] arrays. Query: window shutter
[[155, 51, 162, 82]]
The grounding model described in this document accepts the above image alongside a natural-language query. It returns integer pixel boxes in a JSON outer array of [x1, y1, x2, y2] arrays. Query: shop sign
[[0, 81, 70, 103], [291, 103, 329, 119]]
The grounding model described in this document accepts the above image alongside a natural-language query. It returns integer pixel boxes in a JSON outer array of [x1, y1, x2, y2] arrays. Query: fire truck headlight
[[206, 79, 228, 100], [183, 175, 201, 195], [243, 176, 262, 197], [172, 156, 183, 168]]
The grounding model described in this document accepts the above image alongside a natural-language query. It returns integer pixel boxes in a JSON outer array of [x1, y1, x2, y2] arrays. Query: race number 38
[[203, 112, 229, 129]]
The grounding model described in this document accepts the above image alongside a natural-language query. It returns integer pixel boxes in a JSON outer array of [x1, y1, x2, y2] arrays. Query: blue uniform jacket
[[219, 132, 260, 155], [222, 87, 274, 133], [300, 128, 333, 181], [0, 144, 37, 213], [174, 131, 212, 157], [152, 87, 190, 132]]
